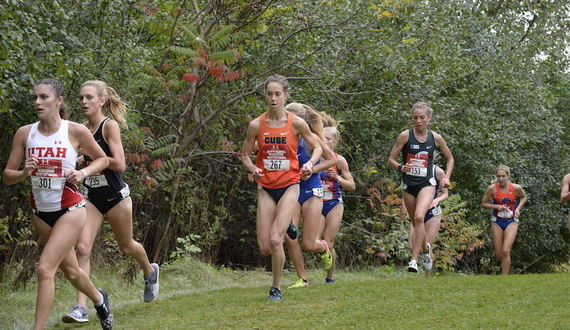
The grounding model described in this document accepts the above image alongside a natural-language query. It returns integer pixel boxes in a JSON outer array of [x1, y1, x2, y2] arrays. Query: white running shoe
[[423, 243, 433, 270], [62, 305, 88, 323], [407, 260, 418, 273], [144, 263, 160, 303]]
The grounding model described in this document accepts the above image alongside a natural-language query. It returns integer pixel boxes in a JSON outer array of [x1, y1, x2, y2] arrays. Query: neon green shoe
[[320, 240, 333, 270], [288, 278, 308, 289]]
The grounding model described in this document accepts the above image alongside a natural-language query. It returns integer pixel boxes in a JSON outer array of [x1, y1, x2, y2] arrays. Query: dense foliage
[[1, 0, 570, 283]]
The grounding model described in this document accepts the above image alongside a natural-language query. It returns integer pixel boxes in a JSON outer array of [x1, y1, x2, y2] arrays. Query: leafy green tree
[[2, 0, 570, 282]]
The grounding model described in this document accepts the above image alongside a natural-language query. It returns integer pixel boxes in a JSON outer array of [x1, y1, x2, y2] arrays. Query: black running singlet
[[401, 129, 435, 187], [82, 118, 126, 194]]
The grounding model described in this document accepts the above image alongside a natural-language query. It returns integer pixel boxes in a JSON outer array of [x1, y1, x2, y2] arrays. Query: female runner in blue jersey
[[284, 103, 336, 289], [318, 114, 355, 284]]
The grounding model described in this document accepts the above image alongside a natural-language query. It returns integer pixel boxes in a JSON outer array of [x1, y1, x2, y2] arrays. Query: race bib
[[406, 153, 428, 177], [82, 159, 109, 188], [322, 181, 332, 199], [431, 205, 442, 216], [312, 187, 324, 198], [30, 159, 65, 190], [84, 173, 109, 188], [263, 159, 291, 171], [261, 144, 291, 171], [498, 209, 514, 218]]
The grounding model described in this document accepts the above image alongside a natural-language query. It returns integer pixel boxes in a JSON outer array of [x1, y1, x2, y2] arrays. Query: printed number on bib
[[30, 159, 65, 190], [432, 205, 442, 216], [263, 159, 291, 171], [406, 153, 428, 177], [323, 190, 333, 200], [260, 144, 292, 171], [85, 174, 109, 188], [31, 177, 65, 190], [497, 210, 514, 218], [321, 181, 333, 200], [312, 187, 324, 198]]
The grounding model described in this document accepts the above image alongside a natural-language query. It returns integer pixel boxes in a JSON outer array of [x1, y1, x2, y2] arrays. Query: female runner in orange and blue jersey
[[481, 164, 527, 275], [319, 121, 355, 284]]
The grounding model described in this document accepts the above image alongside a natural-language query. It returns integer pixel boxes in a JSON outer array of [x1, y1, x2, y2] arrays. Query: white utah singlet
[[26, 120, 84, 212]]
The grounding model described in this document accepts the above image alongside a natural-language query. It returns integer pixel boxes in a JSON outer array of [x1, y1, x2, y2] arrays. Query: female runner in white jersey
[[3, 79, 114, 330]]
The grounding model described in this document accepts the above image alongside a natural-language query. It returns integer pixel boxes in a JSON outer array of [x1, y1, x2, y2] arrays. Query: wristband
[[307, 160, 313, 168], [80, 169, 88, 179], [398, 164, 403, 172]]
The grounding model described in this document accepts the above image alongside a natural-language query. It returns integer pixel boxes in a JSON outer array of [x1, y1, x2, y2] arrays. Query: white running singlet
[[26, 120, 83, 212]]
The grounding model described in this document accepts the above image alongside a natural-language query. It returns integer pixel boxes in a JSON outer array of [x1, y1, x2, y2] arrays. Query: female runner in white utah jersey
[[3, 79, 113, 330], [61, 81, 159, 324]]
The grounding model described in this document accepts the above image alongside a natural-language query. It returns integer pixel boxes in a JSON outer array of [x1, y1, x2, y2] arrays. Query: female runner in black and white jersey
[[62, 81, 159, 324], [388, 102, 454, 273], [406, 165, 448, 277]]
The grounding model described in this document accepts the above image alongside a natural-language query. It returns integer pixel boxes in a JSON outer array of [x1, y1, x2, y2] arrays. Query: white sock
[[94, 291, 104, 307]]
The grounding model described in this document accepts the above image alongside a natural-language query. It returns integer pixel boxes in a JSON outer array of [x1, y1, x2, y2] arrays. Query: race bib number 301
[[30, 159, 65, 190]]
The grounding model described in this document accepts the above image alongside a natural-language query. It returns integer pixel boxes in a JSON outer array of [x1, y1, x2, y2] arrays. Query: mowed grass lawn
[[2, 258, 570, 329]]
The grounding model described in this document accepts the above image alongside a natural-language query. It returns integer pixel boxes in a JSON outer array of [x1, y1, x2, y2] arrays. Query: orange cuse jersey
[[256, 112, 300, 189]]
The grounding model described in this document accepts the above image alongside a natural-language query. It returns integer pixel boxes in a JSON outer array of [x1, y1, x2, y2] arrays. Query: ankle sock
[[94, 291, 104, 307]]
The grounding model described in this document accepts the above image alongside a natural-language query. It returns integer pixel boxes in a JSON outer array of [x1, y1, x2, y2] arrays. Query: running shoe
[[94, 289, 114, 330], [144, 263, 160, 303], [288, 278, 308, 289], [407, 260, 418, 273], [286, 222, 299, 240], [325, 278, 335, 284], [267, 287, 283, 301], [320, 240, 333, 270], [423, 243, 433, 270], [62, 305, 88, 323]]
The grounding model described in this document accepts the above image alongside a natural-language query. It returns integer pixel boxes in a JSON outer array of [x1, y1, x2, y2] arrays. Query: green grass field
[[2, 258, 569, 329]]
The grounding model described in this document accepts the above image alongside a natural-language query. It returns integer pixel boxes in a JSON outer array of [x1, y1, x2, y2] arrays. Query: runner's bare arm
[[3, 125, 34, 185]]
